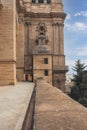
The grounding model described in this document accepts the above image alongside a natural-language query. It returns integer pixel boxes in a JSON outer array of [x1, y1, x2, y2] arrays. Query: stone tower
[[22, 0, 68, 91], [0, 0, 68, 91]]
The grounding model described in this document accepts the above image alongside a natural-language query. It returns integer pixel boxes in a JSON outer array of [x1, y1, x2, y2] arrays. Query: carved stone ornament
[[36, 22, 48, 45], [18, 16, 24, 23], [36, 22, 47, 32]]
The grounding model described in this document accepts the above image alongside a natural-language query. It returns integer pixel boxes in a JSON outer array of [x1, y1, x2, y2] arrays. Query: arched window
[[32, 0, 36, 3], [38, 0, 44, 3], [47, 0, 51, 3]]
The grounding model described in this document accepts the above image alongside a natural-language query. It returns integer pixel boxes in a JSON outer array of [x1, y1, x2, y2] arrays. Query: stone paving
[[0, 82, 34, 130]]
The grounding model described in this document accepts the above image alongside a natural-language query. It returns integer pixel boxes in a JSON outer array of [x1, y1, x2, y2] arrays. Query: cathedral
[[0, 0, 68, 91]]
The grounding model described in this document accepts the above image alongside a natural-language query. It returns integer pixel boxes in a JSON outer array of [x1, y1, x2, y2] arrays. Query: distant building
[[0, 0, 68, 91]]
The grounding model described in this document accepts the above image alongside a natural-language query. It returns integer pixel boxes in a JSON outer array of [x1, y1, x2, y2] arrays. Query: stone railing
[[33, 79, 87, 130], [53, 65, 68, 73]]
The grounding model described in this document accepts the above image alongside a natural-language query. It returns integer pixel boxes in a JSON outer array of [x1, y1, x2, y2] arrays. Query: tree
[[70, 60, 87, 107]]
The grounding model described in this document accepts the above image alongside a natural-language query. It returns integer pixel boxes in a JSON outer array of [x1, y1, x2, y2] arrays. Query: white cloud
[[76, 47, 87, 56], [75, 11, 87, 17], [74, 22, 87, 31], [66, 14, 71, 20], [66, 47, 87, 57], [65, 22, 87, 32]]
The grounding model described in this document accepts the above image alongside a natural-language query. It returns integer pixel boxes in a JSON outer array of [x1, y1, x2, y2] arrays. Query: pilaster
[[16, 14, 25, 81], [59, 22, 64, 54]]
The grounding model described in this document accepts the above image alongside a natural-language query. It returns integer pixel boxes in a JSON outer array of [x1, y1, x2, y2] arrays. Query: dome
[[33, 45, 51, 54]]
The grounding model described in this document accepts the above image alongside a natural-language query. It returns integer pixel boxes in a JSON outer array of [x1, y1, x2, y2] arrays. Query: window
[[38, 0, 44, 3], [47, 0, 51, 3], [44, 58, 48, 64], [44, 70, 49, 76], [32, 0, 36, 3]]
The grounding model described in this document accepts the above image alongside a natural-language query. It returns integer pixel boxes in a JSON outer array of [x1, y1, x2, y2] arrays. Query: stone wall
[[0, 0, 16, 85]]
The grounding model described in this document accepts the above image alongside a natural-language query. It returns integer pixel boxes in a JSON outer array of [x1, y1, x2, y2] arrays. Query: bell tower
[[22, 0, 68, 91]]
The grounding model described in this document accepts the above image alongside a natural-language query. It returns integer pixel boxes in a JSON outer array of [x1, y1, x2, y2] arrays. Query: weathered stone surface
[[0, 82, 34, 130], [0, 0, 67, 91], [34, 79, 87, 130], [33, 54, 52, 84], [0, 0, 16, 85]]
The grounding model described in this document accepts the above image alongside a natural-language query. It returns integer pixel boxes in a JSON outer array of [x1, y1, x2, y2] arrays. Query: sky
[[62, 0, 87, 74]]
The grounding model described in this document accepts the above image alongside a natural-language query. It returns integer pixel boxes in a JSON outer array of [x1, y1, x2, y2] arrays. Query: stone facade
[[0, 0, 68, 91], [33, 54, 52, 84], [0, 0, 16, 85]]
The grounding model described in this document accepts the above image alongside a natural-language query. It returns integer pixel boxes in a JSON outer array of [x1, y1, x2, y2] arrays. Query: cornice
[[0, 60, 16, 64], [24, 12, 66, 19]]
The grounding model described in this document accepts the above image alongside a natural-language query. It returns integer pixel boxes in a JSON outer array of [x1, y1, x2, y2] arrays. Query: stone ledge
[[34, 79, 87, 130], [0, 82, 34, 130]]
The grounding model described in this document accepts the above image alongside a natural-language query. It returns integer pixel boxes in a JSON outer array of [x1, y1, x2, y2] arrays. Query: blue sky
[[63, 0, 87, 74]]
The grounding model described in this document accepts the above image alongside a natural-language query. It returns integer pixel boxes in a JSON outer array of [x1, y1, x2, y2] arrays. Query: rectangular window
[[44, 70, 49, 76], [44, 58, 48, 64], [32, 0, 36, 3], [47, 0, 51, 3], [38, 0, 44, 3]]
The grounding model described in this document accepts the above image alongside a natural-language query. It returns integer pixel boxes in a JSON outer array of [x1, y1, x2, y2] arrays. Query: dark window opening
[[44, 70, 49, 76], [47, 0, 51, 3], [38, 0, 44, 3], [40, 32, 44, 35], [39, 26, 45, 35], [32, 0, 36, 3], [44, 58, 48, 64], [25, 75, 28, 81]]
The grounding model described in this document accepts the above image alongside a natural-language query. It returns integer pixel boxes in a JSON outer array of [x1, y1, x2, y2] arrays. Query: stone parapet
[[33, 79, 87, 130]]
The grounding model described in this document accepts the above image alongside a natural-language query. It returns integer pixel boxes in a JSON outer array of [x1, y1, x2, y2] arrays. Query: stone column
[[52, 22, 60, 55], [36, 0, 38, 3], [59, 22, 64, 55], [52, 22, 57, 54], [44, 0, 47, 3], [24, 21, 31, 72]]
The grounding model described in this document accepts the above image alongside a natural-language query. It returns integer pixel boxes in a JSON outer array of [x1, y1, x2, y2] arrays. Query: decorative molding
[[52, 21, 64, 26], [18, 15, 24, 23], [36, 22, 47, 32], [0, 60, 16, 64], [25, 21, 31, 25], [24, 12, 66, 19]]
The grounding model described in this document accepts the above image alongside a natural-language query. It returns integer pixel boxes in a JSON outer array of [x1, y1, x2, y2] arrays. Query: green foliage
[[70, 86, 80, 100], [70, 59, 87, 107]]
